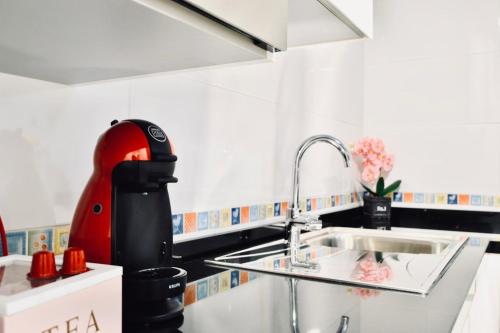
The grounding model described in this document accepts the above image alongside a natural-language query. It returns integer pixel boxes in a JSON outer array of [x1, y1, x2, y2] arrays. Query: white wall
[[364, 0, 500, 195], [0, 40, 364, 231]]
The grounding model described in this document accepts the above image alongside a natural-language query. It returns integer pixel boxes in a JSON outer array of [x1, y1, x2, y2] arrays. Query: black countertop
[[178, 232, 487, 333], [131, 208, 497, 332]]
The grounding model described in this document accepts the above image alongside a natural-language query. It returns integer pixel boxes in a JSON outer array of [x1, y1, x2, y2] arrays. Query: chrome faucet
[[286, 135, 351, 268]]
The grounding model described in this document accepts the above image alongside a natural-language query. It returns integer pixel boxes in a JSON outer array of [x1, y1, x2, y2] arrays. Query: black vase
[[362, 195, 392, 230]]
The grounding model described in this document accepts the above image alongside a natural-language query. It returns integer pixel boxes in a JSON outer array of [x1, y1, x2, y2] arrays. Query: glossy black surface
[[144, 236, 489, 333], [145, 207, 498, 332], [486, 241, 500, 254]]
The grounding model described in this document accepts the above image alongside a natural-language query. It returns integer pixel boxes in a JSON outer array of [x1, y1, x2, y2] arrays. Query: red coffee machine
[[69, 119, 186, 325]]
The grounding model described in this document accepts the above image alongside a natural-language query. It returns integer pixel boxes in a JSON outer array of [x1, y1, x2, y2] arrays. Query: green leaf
[[376, 177, 385, 196], [382, 180, 402, 196], [361, 183, 377, 196]]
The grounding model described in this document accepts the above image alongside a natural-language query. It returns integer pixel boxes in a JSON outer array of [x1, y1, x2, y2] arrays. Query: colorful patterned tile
[[483, 195, 494, 207], [414, 193, 425, 204], [458, 194, 470, 206], [259, 205, 267, 220], [249, 205, 259, 222], [240, 271, 249, 284], [403, 192, 413, 203], [266, 204, 274, 218], [436, 193, 447, 205], [196, 279, 208, 301], [326, 196, 332, 208], [27, 228, 53, 255], [231, 208, 240, 225], [184, 212, 197, 233], [317, 198, 323, 209], [471, 195, 482, 206], [172, 214, 184, 235], [273, 259, 280, 269], [273, 203, 281, 217], [184, 284, 196, 306], [280, 202, 288, 216], [393, 192, 403, 202], [495, 196, 500, 208], [249, 271, 258, 281], [54, 225, 70, 255], [6, 231, 26, 255], [331, 195, 336, 207], [351, 193, 355, 203], [209, 210, 220, 229], [197, 211, 209, 231], [220, 208, 231, 227], [299, 199, 306, 212], [230, 271, 240, 288], [311, 198, 317, 211], [425, 193, 435, 204], [219, 271, 231, 292], [447, 194, 458, 205], [240, 206, 249, 224], [336, 195, 341, 206], [306, 199, 312, 212], [208, 275, 219, 296]]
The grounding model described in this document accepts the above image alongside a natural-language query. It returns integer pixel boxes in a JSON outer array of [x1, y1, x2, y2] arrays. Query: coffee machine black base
[[124, 297, 184, 324], [123, 266, 187, 326]]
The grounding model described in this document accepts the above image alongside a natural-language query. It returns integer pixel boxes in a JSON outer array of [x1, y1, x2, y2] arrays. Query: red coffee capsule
[[27, 250, 59, 280], [60, 247, 89, 276]]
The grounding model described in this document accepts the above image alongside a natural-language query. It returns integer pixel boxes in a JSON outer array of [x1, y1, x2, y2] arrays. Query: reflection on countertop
[[136, 227, 488, 333]]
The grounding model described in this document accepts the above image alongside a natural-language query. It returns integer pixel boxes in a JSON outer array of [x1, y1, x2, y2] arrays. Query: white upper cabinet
[[288, 0, 373, 47], [0, 0, 372, 84]]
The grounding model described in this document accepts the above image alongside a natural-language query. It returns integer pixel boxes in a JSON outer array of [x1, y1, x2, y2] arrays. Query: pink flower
[[382, 154, 394, 172], [367, 153, 383, 168], [361, 164, 380, 185], [370, 138, 385, 154], [351, 253, 393, 285], [354, 138, 372, 157]]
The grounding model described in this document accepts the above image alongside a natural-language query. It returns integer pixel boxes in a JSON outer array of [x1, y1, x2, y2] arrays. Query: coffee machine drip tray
[[124, 266, 187, 323]]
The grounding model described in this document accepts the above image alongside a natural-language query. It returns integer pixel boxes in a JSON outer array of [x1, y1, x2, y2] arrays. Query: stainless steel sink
[[304, 231, 450, 255], [206, 227, 468, 295]]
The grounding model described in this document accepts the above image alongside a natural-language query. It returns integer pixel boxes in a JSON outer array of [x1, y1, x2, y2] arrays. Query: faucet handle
[[303, 218, 322, 231], [292, 214, 322, 229]]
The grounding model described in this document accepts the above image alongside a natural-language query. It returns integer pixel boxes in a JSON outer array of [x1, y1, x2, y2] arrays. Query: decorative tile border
[[172, 191, 363, 239], [8, 191, 500, 255], [391, 192, 500, 212], [183, 269, 260, 307], [6, 225, 68, 256]]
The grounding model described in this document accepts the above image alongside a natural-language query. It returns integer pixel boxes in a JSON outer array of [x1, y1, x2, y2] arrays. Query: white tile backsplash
[[0, 40, 364, 231], [365, 0, 500, 65], [5, 0, 499, 233], [364, 0, 500, 196]]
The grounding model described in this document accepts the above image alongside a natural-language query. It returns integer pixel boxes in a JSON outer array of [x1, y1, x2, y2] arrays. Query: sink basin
[[206, 227, 468, 295], [304, 231, 449, 255]]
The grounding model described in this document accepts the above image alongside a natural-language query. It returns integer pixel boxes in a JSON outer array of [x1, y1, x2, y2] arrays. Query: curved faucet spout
[[288, 135, 351, 220]]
